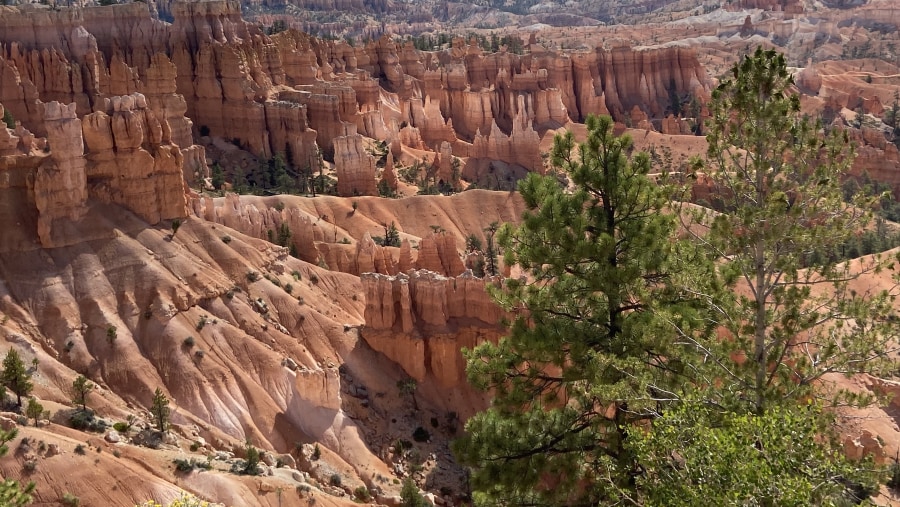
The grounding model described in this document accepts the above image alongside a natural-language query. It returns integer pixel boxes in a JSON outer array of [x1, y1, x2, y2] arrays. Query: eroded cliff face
[[0, 93, 190, 247], [361, 269, 508, 388]]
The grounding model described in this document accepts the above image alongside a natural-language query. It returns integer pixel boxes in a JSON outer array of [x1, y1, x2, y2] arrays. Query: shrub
[[412, 427, 430, 442], [62, 493, 80, 506], [291, 270, 301, 281], [889, 461, 900, 491], [354, 486, 370, 501], [221, 235, 232, 244], [112, 422, 130, 433], [195, 316, 208, 331], [284, 283, 293, 294], [69, 409, 107, 432], [247, 271, 260, 282], [174, 458, 211, 473], [183, 336, 195, 348], [392, 439, 412, 456], [194, 349, 205, 361], [106, 325, 117, 344], [330, 473, 342, 486], [312, 443, 321, 460], [74, 444, 86, 455], [23, 459, 36, 473], [310, 274, 320, 284]]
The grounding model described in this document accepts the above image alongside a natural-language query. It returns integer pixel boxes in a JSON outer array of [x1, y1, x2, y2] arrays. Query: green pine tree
[[150, 387, 170, 433], [71, 375, 94, 411], [25, 397, 43, 427], [687, 47, 895, 414], [643, 47, 892, 505], [1, 349, 32, 407], [454, 115, 704, 504]]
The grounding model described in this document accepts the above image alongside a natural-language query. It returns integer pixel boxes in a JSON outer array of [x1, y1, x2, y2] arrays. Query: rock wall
[[82, 93, 188, 224], [361, 269, 508, 387], [34, 101, 88, 246]]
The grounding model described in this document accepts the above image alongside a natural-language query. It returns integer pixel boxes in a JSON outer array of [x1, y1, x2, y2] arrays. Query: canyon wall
[[361, 269, 508, 388]]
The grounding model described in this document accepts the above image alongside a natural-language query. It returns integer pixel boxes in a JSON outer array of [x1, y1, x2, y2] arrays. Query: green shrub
[[221, 235, 232, 244], [112, 422, 130, 433], [888, 461, 900, 491], [174, 458, 211, 472], [354, 486, 370, 501], [62, 493, 80, 506], [69, 409, 107, 432], [330, 473, 342, 486], [74, 444, 86, 455]]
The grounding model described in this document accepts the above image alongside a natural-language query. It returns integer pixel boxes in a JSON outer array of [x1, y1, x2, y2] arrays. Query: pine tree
[[399, 478, 428, 507], [25, 398, 43, 427], [686, 47, 896, 414], [150, 388, 170, 433], [483, 222, 499, 277], [454, 115, 703, 504], [642, 47, 891, 504], [71, 375, 94, 411], [1, 349, 32, 407]]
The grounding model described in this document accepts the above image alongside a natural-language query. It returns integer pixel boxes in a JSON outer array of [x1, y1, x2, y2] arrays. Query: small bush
[[412, 427, 430, 442], [196, 316, 208, 331], [312, 443, 321, 460], [195, 349, 205, 361], [112, 422, 130, 433], [247, 271, 260, 282], [23, 459, 36, 473], [392, 439, 412, 456], [330, 473, 342, 487], [174, 457, 211, 472], [291, 270, 301, 281], [354, 486, 370, 501], [284, 283, 293, 294], [221, 235, 232, 244], [69, 409, 107, 432], [310, 274, 320, 284], [183, 336, 195, 348], [62, 493, 80, 507], [190, 441, 201, 452], [74, 444, 86, 455]]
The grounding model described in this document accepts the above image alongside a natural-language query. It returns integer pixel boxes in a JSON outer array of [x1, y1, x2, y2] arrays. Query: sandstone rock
[[334, 134, 377, 196], [105, 430, 121, 443]]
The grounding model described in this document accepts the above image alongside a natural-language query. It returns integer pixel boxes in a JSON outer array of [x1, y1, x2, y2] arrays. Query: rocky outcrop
[[415, 232, 466, 277], [34, 101, 88, 246], [361, 269, 507, 386], [82, 93, 188, 224], [334, 134, 376, 196]]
